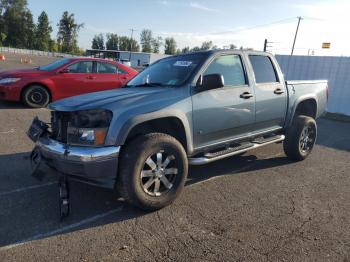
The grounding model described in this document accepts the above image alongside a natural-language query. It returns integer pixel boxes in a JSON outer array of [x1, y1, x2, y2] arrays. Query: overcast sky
[[28, 0, 350, 56]]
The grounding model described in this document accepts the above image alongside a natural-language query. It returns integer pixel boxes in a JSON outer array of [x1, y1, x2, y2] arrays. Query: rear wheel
[[283, 115, 317, 161], [117, 133, 188, 211], [22, 85, 50, 108]]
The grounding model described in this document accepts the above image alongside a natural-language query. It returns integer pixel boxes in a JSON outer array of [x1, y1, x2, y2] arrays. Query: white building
[[86, 49, 169, 67]]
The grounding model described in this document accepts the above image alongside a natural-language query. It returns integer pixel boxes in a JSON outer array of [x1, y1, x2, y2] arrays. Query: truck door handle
[[87, 75, 96, 80], [240, 92, 253, 99], [274, 88, 284, 95]]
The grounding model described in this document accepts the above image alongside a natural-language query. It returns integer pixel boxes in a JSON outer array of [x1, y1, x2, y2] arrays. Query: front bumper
[[35, 136, 120, 188], [0, 84, 21, 101]]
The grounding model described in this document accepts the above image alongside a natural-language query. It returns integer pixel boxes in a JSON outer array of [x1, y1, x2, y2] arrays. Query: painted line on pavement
[[0, 182, 57, 197], [0, 206, 124, 251]]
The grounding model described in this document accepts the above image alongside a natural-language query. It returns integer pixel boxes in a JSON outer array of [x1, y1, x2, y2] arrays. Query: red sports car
[[0, 58, 138, 107]]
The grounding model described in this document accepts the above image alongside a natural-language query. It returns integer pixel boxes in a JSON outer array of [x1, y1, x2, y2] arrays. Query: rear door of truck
[[246, 53, 288, 133]]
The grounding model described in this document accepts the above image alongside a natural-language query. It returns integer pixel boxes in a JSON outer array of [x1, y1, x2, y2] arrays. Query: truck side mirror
[[197, 74, 225, 91]]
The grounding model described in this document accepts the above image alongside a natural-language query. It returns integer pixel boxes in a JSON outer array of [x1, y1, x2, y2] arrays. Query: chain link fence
[[0, 46, 77, 58]]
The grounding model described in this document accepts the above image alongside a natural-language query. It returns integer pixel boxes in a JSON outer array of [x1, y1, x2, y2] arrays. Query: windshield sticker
[[174, 61, 192, 67]]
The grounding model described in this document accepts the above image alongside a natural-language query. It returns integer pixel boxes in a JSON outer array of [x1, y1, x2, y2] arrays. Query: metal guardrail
[[0, 46, 77, 58]]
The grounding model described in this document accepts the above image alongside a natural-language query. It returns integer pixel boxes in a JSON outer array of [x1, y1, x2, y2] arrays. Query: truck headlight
[[0, 78, 21, 84], [66, 109, 112, 146]]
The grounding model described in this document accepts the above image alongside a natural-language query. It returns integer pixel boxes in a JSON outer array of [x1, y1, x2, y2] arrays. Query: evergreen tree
[[181, 46, 190, 53], [22, 8, 35, 49], [140, 29, 152, 53], [91, 33, 104, 50], [2, 0, 35, 48], [48, 39, 58, 52], [119, 36, 139, 52], [0, 0, 9, 45], [164, 37, 177, 55], [200, 41, 213, 50], [105, 33, 118, 50], [35, 11, 52, 51], [57, 11, 83, 54], [229, 44, 237, 49], [151, 36, 162, 53]]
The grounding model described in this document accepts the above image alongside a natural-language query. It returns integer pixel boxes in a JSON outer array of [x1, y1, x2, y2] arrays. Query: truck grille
[[51, 111, 71, 143]]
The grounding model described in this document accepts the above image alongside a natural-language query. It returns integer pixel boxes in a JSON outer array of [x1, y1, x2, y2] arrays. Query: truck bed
[[285, 80, 328, 124]]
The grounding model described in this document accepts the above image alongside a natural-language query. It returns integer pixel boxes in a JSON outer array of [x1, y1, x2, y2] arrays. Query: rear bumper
[[0, 85, 21, 101], [36, 136, 120, 188]]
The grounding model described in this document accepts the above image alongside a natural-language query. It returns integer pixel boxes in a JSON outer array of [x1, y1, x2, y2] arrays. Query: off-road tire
[[283, 115, 317, 161], [22, 85, 50, 108], [117, 133, 188, 211]]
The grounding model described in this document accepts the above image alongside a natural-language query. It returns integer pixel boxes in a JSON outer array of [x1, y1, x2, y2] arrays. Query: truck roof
[[171, 49, 271, 58]]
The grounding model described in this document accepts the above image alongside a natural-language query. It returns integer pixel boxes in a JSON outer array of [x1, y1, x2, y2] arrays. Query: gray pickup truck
[[28, 50, 328, 211]]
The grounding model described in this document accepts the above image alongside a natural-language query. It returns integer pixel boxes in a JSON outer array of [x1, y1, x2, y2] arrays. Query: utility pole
[[263, 39, 273, 52], [291, 17, 302, 56], [129, 28, 137, 62]]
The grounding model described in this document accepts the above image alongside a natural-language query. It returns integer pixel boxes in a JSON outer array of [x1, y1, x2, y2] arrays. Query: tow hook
[[30, 147, 46, 180], [59, 174, 70, 220]]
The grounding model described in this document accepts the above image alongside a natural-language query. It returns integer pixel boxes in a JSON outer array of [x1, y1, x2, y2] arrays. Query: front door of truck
[[247, 54, 287, 132], [192, 54, 256, 149]]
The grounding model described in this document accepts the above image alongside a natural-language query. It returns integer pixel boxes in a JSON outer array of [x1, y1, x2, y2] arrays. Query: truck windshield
[[38, 58, 72, 71], [126, 54, 206, 87]]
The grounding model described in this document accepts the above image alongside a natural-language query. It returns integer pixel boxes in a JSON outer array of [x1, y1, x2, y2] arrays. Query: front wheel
[[283, 115, 317, 161], [22, 85, 50, 108], [117, 133, 188, 211]]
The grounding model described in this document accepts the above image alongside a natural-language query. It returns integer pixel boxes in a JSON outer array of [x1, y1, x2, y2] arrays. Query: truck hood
[[49, 87, 184, 112]]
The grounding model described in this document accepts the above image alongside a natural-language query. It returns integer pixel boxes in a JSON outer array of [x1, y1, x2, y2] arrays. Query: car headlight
[[0, 78, 21, 84], [66, 109, 113, 146]]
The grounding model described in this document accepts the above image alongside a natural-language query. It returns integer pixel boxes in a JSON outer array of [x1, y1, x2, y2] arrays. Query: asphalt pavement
[[0, 100, 349, 261]]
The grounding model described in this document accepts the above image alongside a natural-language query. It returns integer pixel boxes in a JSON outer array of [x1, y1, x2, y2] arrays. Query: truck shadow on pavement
[[0, 150, 293, 248]]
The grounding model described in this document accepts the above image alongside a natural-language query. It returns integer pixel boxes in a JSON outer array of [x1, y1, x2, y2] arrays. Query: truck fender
[[286, 94, 318, 127], [108, 110, 194, 154]]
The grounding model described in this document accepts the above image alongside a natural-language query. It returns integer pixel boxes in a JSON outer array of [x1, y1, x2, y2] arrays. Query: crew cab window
[[204, 55, 246, 86], [249, 55, 278, 83], [96, 62, 118, 74], [67, 61, 93, 73]]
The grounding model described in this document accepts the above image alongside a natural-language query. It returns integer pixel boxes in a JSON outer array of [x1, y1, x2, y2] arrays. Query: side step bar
[[189, 135, 285, 165]]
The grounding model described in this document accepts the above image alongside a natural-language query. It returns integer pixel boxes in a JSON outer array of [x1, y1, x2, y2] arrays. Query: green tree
[[229, 44, 237, 49], [35, 11, 52, 51], [22, 8, 35, 48], [200, 41, 213, 50], [106, 33, 118, 50], [57, 11, 83, 54], [48, 39, 58, 52], [164, 37, 176, 55], [140, 29, 152, 53], [0, 0, 9, 45], [181, 46, 190, 53], [91, 33, 104, 50], [191, 46, 201, 52], [119, 36, 139, 52], [151, 36, 162, 53], [2, 0, 35, 48]]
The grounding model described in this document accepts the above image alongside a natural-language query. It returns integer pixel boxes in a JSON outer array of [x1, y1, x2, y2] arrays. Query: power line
[[210, 17, 297, 36]]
